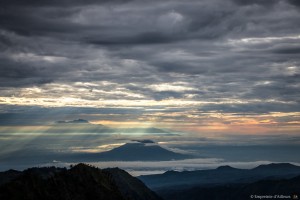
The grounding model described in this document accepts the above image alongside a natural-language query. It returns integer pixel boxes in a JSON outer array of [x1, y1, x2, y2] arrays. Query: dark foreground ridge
[[0, 163, 162, 200]]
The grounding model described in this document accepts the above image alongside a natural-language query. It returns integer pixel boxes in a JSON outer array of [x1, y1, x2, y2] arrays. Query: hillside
[[139, 163, 300, 189], [96, 142, 191, 161], [0, 163, 162, 200], [69, 142, 192, 162], [139, 163, 300, 200], [158, 175, 300, 200]]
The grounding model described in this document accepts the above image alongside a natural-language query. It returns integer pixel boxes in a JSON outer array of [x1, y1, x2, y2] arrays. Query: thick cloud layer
[[0, 0, 299, 133]]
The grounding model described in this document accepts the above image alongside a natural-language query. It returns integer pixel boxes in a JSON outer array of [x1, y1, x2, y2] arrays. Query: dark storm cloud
[[0, 1, 296, 45], [87, 31, 175, 45], [0, 57, 53, 86], [0, 0, 132, 7], [272, 46, 300, 54], [1, 0, 299, 44], [0, 0, 299, 116], [287, 0, 300, 7], [231, 0, 280, 6]]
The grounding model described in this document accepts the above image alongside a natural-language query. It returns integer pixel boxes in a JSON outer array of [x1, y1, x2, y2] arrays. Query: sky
[[1, 0, 300, 134], [0, 0, 300, 171]]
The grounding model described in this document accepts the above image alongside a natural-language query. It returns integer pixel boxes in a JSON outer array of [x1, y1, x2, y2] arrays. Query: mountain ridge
[[159, 175, 300, 200], [139, 163, 300, 190], [0, 163, 162, 200], [49, 119, 175, 135], [89, 142, 192, 161]]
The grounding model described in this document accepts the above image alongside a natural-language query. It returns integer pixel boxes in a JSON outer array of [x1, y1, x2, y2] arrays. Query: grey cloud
[[0, 0, 132, 7], [0, 0, 299, 117], [287, 0, 300, 7], [242, 74, 300, 102], [152, 91, 185, 101], [199, 102, 300, 114], [1, 0, 299, 44], [231, 0, 280, 6], [272, 46, 300, 54], [0, 58, 53, 86], [87, 32, 175, 46]]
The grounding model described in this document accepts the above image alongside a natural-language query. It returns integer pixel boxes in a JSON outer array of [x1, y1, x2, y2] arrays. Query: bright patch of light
[[10, 53, 67, 63], [228, 35, 300, 45], [149, 83, 196, 92]]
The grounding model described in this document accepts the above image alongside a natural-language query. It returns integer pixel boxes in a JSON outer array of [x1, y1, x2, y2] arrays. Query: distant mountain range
[[48, 119, 176, 135], [139, 163, 300, 189], [139, 163, 300, 200], [158, 176, 300, 200], [71, 141, 192, 162], [0, 163, 162, 200], [96, 142, 191, 161], [48, 120, 111, 133]]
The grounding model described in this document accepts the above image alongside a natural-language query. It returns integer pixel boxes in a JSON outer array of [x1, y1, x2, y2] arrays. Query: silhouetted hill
[[71, 142, 192, 162], [48, 120, 174, 135], [17, 141, 191, 163], [0, 163, 162, 200], [252, 163, 300, 172], [116, 127, 170, 134], [0, 169, 21, 185], [96, 142, 191, 161], [49, 119, 111, 133], [158, 175, 300, 200], [56, 119, 91, 124], [139, 163, 300, 190], [104, 168, 162, 200], [216, 165, 239, 171]]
